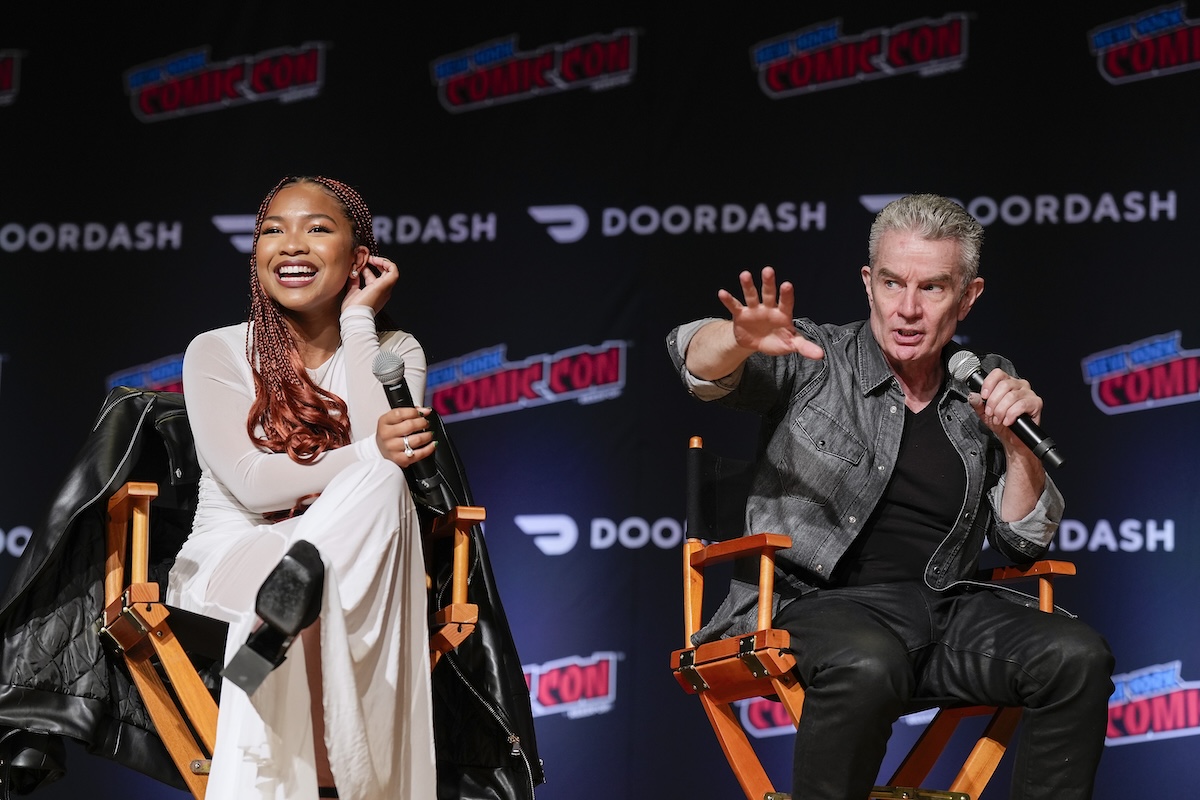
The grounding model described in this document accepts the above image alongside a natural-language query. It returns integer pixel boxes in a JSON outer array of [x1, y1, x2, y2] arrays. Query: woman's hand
[[375, 406, 436, 468], [343, 255, 400, 317]]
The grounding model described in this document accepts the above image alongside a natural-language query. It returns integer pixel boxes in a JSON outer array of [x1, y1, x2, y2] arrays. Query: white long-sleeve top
[[165, 305, 438, 799], [168, 305, 426, 613], [182, 305, 426, 524]]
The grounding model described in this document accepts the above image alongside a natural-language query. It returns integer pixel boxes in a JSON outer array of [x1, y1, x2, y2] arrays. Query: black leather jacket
[[0, 387, 543, 798]]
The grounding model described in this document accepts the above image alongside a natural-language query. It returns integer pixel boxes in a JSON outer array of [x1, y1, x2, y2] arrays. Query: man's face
[[861, 229, 984, 372]]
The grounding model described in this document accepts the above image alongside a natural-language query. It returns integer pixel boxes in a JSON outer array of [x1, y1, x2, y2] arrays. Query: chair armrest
[[684, 533, 792, 640], [428, 505, 484, 608], [427, 505, 484, 669], [690, 533, 792, 569], [984, 559, 1075, 582], [105, 481, 159, 608], [981, 559, 1075, 613]]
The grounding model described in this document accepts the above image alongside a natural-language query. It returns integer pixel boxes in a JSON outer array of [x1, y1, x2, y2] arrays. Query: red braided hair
[[245, 176, 379, 463]]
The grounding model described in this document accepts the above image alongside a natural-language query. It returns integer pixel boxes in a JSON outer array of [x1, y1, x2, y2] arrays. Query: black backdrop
[[3, 3, 1198, 797]]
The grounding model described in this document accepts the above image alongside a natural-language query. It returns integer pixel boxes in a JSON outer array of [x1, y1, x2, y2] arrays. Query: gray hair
[[867, 193, 983, 287]]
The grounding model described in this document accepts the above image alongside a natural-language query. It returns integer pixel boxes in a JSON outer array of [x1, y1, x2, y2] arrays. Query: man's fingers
[[777, 280, 795, 314], [739, 270, 760, 306], [759, 266, 777, 306], [717, 288, 742, 314]]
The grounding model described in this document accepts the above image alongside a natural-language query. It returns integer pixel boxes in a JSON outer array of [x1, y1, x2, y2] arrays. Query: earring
[[350, 270, 359, 278]]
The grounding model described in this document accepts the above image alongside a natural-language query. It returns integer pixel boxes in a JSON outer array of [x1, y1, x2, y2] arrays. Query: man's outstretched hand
[[718, 267, 825, 360]]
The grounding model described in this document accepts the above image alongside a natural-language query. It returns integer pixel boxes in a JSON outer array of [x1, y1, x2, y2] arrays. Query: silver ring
[[402, 436, 415, 458]]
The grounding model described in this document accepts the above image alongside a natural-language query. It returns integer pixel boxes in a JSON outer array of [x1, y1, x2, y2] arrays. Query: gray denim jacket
[[667, 317, 1065, 644]]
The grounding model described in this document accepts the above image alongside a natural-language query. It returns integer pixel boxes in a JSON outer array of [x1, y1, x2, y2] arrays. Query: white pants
[[172, 459, 437, 800]]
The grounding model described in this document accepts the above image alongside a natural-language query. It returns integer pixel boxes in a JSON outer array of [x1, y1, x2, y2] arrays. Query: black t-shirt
[[838, 401, 967, 586]]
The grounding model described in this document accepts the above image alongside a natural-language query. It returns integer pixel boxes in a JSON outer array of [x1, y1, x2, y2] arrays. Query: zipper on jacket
[[432, 523, 539, 796], [443, 651, 538, 797]]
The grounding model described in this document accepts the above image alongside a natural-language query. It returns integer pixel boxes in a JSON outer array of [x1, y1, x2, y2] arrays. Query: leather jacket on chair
[[420, 409, 546, 800], [0, 387, 199, 795], [0, 386, 544, 799]]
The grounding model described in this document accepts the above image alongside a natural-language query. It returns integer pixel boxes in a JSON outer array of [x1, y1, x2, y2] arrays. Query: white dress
[[166, 305, 437, 800]]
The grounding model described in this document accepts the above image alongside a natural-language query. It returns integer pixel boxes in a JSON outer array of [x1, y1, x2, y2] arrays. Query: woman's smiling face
[[255, 181, 368, 320]]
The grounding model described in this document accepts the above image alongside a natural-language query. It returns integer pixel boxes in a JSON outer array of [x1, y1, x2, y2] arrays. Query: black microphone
[[371, 351, 447, 495], [946, 348, 1065, 469]]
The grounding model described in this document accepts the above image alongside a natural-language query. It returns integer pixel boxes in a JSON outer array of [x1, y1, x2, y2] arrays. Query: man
[[666, 194, 1113, 799]]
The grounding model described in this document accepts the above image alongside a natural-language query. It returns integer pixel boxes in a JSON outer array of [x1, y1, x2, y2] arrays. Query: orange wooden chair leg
[[889, 708, 975, 786], [699, 693, 775, 800], [771, 676, 805, 728], [150, 632, 220, 757], [124, 643, 210, 799], [949, 706, 1022, 797]]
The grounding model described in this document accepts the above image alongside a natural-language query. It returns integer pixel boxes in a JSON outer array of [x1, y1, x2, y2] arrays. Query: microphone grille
[[947, 349, 982, 381], [372, 350, 405, 385]]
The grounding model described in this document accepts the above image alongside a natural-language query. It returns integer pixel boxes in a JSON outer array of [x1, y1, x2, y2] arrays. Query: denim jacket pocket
[[772, 403, 866, 505]]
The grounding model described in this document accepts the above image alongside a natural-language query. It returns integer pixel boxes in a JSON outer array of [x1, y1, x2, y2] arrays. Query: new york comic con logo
[[430, 29, 637, 112], [123, 43, 326, 122], [1089, 4, 1200, 84], [737, 697, 939, 739], [1, 50, 21, 107], [739, 659, 1200, 744], [1108, 661, 1200, 745], [524, 652, 620, 719], [1081, 331, 1200, 414], [751, 13, 968, 98], [106, 353, 184, 394], [427, 341, 626, 422]]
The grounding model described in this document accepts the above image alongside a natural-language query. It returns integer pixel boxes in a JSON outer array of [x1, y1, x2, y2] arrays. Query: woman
[[167, 176, 437, 799]]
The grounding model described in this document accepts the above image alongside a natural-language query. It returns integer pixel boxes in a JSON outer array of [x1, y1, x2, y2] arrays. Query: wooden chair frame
[[102, 481, 483, 799], [100, 481, 217, 798], [670, 436, 1076, 800], [427, 505, 483, 670]]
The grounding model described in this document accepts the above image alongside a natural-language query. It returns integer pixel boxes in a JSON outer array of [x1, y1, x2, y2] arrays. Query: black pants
[[772, 582, 1114, 799]]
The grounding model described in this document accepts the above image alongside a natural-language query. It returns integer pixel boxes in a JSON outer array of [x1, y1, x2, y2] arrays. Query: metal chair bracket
[[869, 786, 969, 800], [676, 649, 710, 692], [738, 636, 769, 678], [97, 591, 151, 654]]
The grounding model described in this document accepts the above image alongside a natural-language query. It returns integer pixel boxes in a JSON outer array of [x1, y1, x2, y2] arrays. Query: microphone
[[946, 348, 1065, 469], [371, 351, 447, 496]]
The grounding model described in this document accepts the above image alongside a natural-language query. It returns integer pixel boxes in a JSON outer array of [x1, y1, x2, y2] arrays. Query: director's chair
[[99, 414, 482, 799], [670, 435, 1076, 800]]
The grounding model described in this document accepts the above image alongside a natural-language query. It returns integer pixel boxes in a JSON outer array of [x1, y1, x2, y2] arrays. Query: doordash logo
[[528, 200, 826, 243], [515, 514, 684, 555]]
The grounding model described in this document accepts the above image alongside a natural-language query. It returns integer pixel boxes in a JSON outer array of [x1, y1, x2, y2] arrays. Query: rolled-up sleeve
[[667, 318, 746, 401], [987, 473, 1065, 556]]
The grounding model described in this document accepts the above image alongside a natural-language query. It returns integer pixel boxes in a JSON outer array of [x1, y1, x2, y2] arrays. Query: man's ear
[[957, 276, 985, 321], [861, 266, 874, 306]]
